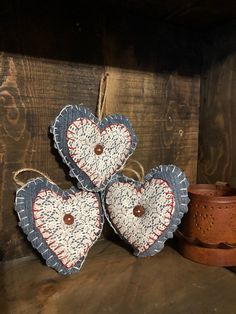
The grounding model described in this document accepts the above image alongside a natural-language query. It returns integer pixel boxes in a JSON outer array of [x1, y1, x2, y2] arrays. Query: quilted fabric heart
[[51, 105, 137, 191], [15, 178, 103, 275], [103, 165, 189, 257]]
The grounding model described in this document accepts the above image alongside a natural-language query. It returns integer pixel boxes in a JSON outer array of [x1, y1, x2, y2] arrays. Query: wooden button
[[63, 213, 74, 225], [94, 144, 103, 155], [133, 205, 145, 217]]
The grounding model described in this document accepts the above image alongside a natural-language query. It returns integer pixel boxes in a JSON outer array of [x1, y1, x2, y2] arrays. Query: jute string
[[122, 159, 145, 183], [13, 168, 55, 187], [97, 72, 109, 121]]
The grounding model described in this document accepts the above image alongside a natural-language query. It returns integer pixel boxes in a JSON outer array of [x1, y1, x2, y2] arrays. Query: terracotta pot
[[177, 183, 236, 266]]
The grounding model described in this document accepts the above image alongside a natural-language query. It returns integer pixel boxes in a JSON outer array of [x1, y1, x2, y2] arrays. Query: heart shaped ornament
[[15, 178, 103, 275], [103, 165, 190, 257], [51, 105, 137, 192]]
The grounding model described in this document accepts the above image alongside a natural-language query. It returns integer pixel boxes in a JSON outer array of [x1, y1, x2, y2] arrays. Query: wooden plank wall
[[0, 56, 103, 260], [0, 6, 201, 260], [198, 23, 236, 186], [101, 68, 199, 177]]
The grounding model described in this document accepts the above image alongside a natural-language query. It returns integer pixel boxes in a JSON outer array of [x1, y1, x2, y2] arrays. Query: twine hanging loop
[[13, 168, 55, 187], [122, 159, 145, 183], [97, 72, 109, 121]]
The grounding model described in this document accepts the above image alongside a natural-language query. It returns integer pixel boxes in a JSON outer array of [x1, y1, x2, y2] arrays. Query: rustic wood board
[[198, 25, 236, 187], [103, 0, 236, 31], [1, 240, 236, 314], [1, 1, 235, 40], [102, 67, 199, 182], [0, 54, 103, 260]]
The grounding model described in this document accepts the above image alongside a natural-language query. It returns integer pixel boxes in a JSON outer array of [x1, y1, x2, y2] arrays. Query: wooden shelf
[[1, 240, 236, 314]]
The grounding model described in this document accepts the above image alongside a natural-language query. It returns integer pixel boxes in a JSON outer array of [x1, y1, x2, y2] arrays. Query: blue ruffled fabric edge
[[50, 104, 138, 192], [15, 177, 104, 275], [101, 164, 190, 257]]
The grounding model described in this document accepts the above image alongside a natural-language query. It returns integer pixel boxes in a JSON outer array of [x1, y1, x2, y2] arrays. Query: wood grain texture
[[102, 67, 199, 183], [102, 17, 200, 183], [198, 24, 236, 187], [0, 54, 103, 260], [1, 240, 236, 314]]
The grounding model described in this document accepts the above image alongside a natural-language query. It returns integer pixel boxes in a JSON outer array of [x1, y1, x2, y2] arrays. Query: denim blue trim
[[102, 165, 189, 257], [15, 177, 104, 275], [51, 105, 138, 192]]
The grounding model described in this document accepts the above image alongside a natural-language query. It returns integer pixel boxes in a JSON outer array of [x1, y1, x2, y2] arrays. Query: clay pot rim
[[188, 184, 236, 202], [176, 230, 236, 247]]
